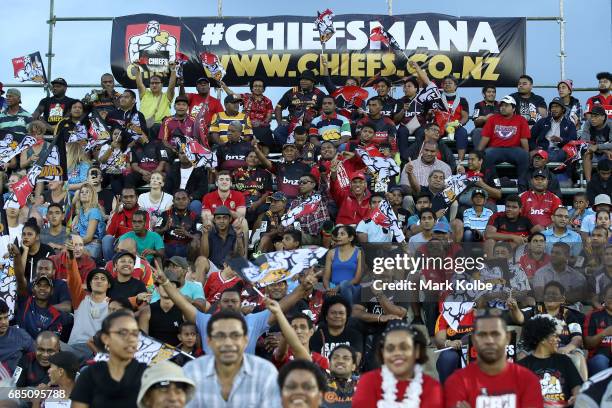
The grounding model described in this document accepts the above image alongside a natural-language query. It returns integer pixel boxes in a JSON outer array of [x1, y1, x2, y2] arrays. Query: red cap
[[351, 172, 366, 180], [534, 150, 548, 161]]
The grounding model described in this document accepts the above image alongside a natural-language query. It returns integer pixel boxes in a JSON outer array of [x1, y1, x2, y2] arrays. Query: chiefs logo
[[125, 20, 181, 65]]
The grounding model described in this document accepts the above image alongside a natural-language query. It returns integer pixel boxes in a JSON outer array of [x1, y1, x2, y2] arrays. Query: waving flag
[[369, 26, 403, 52], [173, 133, 217, 169], [66, 122, 89, 144], [332, 85, 368, 118], [370, 199, 406, 242], [94, 334, 189, 365], [0, 135, 38, 165], [281, 194, 322, 227], [12, 52, 47, 84], [417, 82, 447, 112], [86, 112, 112, 151], [199, 52, 225, 81], [554, 140, 590, 172], [315, 9, 335, 43], [0, 246, 17, 321], [355, 148, 400, 192], [442, 174, 475, 205], [237, 248, 328, 287]]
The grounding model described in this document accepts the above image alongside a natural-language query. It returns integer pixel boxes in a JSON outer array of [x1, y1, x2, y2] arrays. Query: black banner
[[111, 13, 526, 88]]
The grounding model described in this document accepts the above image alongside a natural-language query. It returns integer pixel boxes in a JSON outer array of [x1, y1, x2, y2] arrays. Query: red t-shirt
[[202, 189, 246, 213], [586, 94, 612, 119], [352, 368, 443, 408], [519, 253, 551, 278], [187, 93, 224, 122], [519, 190, 561, 228], [444, 362, 544, 408], [482, 114, 531, 148], [204, 271, 241, 303], [273, 350, 329, 371], [106, 205, 149, 238]]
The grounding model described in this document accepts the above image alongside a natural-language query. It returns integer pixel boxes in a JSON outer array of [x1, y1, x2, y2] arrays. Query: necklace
[[378, 364, 424, 408]]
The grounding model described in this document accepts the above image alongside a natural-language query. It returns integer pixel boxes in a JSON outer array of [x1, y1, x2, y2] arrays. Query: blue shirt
[[150, 280, 204, 303], [195, 310, 270, 355], [542, 227, 583, 257], [76, 207, 105, 240], [463, 207, 494, 232], [0, 327, 35, 372]]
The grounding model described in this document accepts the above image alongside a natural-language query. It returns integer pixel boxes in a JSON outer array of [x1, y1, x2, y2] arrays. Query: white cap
[[137, 361, 196, 408], [593, 194, 612, 207], [500, 95, 516, 106]]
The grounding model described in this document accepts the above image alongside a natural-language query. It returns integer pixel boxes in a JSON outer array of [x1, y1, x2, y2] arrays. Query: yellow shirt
[[209, 112, 253, 143], [140, 89, 171, 124]]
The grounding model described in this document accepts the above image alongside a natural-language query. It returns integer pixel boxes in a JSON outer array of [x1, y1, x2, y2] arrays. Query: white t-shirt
[[179, 167, 195, 189], [138, 191, 173, 228]]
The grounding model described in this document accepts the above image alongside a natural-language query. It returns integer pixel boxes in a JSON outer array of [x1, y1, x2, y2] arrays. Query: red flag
[[370, 207, 390, 228], [188, 140, 207, 154], [369, 27, 390, 46], [10, 176, 34, 206], [175, 52, 189, 64]]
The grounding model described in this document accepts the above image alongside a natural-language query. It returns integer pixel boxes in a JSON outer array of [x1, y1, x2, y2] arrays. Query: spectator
[[320, 55, 364, 122], [180, 77, 224, 143], [444, 310, 544, 407], [278, 359, 328, 408], [105, 89, 149, 146], [590, 245, 612, 305], [309, 296, 364, 363], [583, 284, 612, 375], [182, 309, 282, 406], [435, 75, 470, 162], [40, 203, 67, 253], [105, 238, 154, 287], [352, 322, 443, 407], [133, 63, 177, 128], [569, 192, 593, 232], [518, 315, 583, 406], [485, 195, 536, 257], [149, 257, 206, 311], [401, 141, 452, 192], [216, 120, 253, 172], [201, 171, 248, 239], [51, 234, 96, 283], [521, 150, 562, 197], [574, 367, 612, 407], [71, 310, 147, 407], [155, 190, 201, 259], [65, 140, 91, 193], [82, 73, 121, 116], [470, 85, 499, 149], [542, 206, 582, 257], [477, 95, 531, 190], [170, 322, 203, 366], [456, 150, 502, 207], [292, 125, 319, 164], [530, 97, 578, 161], [0, 88, 31, 140], [519, 169, 561, 229], [324, 345, 359, 406], [203, 255, 242, 304], [254, 141, 311, 200], [458, 188, 494, 242], [309, 96, 351, 146], [582, 105, 611, 181], [556, 79, 582, 128], [158, 94, 195, 155], [41, 180, 71, 219], [71, 183, 106, 261], [15, 331, 60, 387], [370, 77, 403, 123], [356, 97, 397, 150], [397, 76, 426, 151], [274, 70, 325, 146], [103, 186, 146, 262], [25, 258, 72, 313], [580, 194, 612, 237], [533, 242, 588, 304], [287, 174, 330, 244], [108, 251, 147, 301], [330, 169, 371, 226], [32, 77, 77, 134], [356, 193, 394, 243], [19, 120, 48, 171], [586, 158, 611, 203], [201, 206, 246, 269], [118, 210, 164, 264], [136, 360, 196, 408], [404, 122, 457, 172], [434, 304, 475, 384], [21, 219, 54, 282], [0, 299, 35, 373], [164, 150, 209, 214], [585, 71, 612, 120], [510, 74, 548, 126], [138, 171, 173, 229], [97, 126, 132, 197], [38, 351, 81, 407], [209, 94, 254, 146], [252, 192, 288, 252], [232, 148, 273, 221], [323, 225, 363, 306], [409, 170, 455, 220], [519, 233, 551, 278]]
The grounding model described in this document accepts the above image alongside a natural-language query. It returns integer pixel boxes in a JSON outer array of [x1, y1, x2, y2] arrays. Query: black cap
[[532, 168, 548, 178], [224, 94, 240, 104], [270, 191, 287, 201], [86, 268, 113, 292], [196, 77, 210, 84], [299, 70, 316, 82], [589, 106, 606, 116], [48, 351, 80, 375], [164, 270, 182, 286], [33, 275, 53, 287], [112, 250, 136, 264], [548, 97, 566, 111], [214, 205, 232, 216], [51, 78, 68, 86], [598, 158, 611, 172], [174, 95, 189, 104]]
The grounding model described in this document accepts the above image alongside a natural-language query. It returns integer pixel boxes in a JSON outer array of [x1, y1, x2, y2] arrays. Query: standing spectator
[[71, 183, 106, 261], [209, 95, 254, 146], [71, 310, 147, 407], [356, 97, 397, 150], [138, 171, 173, 229], [118, 210, 164, 264], [103, 187, 147, 262], [40, 203, 68, 253], [444, 310, 544, 407], [180, 77, 224, 144], [97, 127, 133, 197], [477, 95, 531, 189], [583, 284, 612, 375], [586, 158, 612, 203], [216, 120, 253, 172], [156, 190, 201, 259], [133, 63, 177, 129], [136, 360, 196, 408], [557, 79, 582, 128], [518, 315, 583, 406], [21, 219, 54, 282], [182, 310, 282, 406], [164, 150, 209, 214], [14, 331, 60, 388], [0, 299, 35, 373], [330, 169, 371, 226], [435, 75, 470, 162], [510, 74, 548, 126], [581, 105, 611, 182], [542, 206, 582, 257], [105, 89, 148, 143], [32, 78, 77, 134], [309, 96, 351, 146], [0, 88, 31, 140], [158, 95, 195, 155], [519, 169, 562, 229], [323, 226, 363, 306], [585, 72, 612, 120], [470, 85, 499, 149], [530, 97, 578, 161], [287, 174, 330, 244], [82, 73, 121, 116], [352, 322, 443, 407]]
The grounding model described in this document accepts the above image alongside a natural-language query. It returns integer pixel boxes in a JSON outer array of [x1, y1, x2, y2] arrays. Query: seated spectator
[[519, 169, 561, 229], [434, 304, 475, 383], [518, 233, 551, 278], [65, 140, 91, 193], [533, 242, 588, 304], [216, 120, 252, 172], [105, 89, 148, 143], [149, 257, 206, 311], [485, 194, 536, 257], [404, 122, 457, 172], [40, 203, 68, 253], [201, 206, 246, 269], [330, 170, 371, 226], [105, 237, 153, 287], [324, 345, 359, 405], [323, 226, 363, 306], [457, 188, 494, 242], [32, 77, 77, 134], [138, 171, 173, 229], [356, 97, 397, 150], [401, 141, 452, 191], [408, 209, 437, 253], [407, 169, 456, 221], [581, 194, 612, 237], [39, 351, 80, 407], [470, 85, 499, 149], [582, 106, 611, 181], [293, 126, 319, 164], [24, 258, 71, 313], [134, 64, 177, 129], [158, 94, 195, 156], [137, 360, 196, 408], [155, 190, 201, 259], [19, 120, 48, 171], [164, 150, 209, 215], [518, 315, 583, 405], [309, 296, 363, 364], [204, 255, 242, 304], [309, 96, 351, 146], [530, 97, 577, 161], [370, 77, 403, 123], [356, 193, 393, 243], [201, 170, 248, 241], [103, 186, 147, 262], [272, 311, 329, 370], [139, 271, 185, 346], [568, 192, 594, 232], [128, 128, 169, 189], [209, 94, 253, 145], [590, 245, 612, 306], [0, 88, 32, 140], [254, 141, 310, 200], [107, 251, 147, 301], [118, 210, 164, 264], [170, 322, 204, 366], [396, 76, 426, 155], [51, 234, 96, 283], [477, 95, 531, 190], [542, 206, 582, 257], [232, 148, 273, 223], [586, 158, 611, 203], [585, 71, 612, 121], [574, 366, 612, 407], [41, 180, 71, 220], [510, 74, 548, 127], [520, 150, 562, 197], [97, 126, 132, 197], [21, 219, 54, 282], [15, 331, 60, 387], [556, 79, 582, 128], [71, 183, 106, 261], [287, 174, 330, 244], [251, 192, 287, 252], [0, 299, 35, 373], [583, 283, 612, 375]]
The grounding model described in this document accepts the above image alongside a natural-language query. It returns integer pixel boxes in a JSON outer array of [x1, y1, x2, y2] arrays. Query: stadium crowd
[[0, 56, 610, 407]]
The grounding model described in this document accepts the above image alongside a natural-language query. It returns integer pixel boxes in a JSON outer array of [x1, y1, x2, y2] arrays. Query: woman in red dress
[[352, 321, 443, 408]]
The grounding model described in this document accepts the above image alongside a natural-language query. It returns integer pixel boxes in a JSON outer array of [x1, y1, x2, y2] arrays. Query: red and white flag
[[12, 51, 47, 83], [281, 194, 322, 227], [199, 52, 225, 81], [315, 9, 335, 43], [370, 199, 405, 242]]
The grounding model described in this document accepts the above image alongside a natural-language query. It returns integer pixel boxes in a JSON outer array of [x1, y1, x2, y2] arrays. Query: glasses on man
[[210, 331, 244, 341], [109, 329, 140, 340]]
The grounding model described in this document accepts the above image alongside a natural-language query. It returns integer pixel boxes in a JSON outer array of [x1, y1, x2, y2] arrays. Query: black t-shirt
[[107, 278, 147, 300], [418, 186, 448, 214], [15, 352, 49, 387], [130, 140, 169, 172], [517, 353, 583, 406], [488, 212, 533, 237], [97, 188, 116, 216], [277, 88, 325, 121], [70, 359, 147, 408], [274, 161, 311, 199], [232, 167, 273, 203], [38, 96, 78, 128], [22, 243, 54, 283], [159, 208, 199, 245], [471, 101, 500, 127], [510, 92, 547, 126], [309, 326, 364, 359], [375, 95, 402, 119], [523, 305, 584, 347], [217, 141, 252, 172], [148, 302, 184, 346]]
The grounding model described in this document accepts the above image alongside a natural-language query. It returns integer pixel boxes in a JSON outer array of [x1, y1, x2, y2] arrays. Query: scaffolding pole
[[559, 0, 567, 80]]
